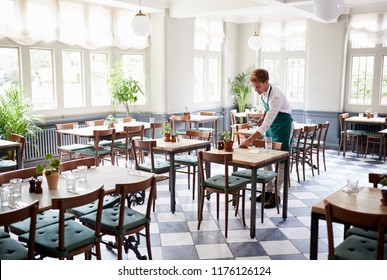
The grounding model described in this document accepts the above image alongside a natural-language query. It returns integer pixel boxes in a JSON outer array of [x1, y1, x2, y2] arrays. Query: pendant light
[[248, 11, 262, 51], [132, 0, 151, 37], [313, 0, 344, 22]]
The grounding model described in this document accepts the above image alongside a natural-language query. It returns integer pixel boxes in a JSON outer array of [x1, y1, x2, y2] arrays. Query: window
[[0, 47, 20, 95], [90, 52, 110, 106], [30, 49, 55, 109], [194, 18, 223, 105], [260, 20, 307, 104], [121, 54, 146, 105], [62, 50, 84, 108], [346, 13, 387, 109]]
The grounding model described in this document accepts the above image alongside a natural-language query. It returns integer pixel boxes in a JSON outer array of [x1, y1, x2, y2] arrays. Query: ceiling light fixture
[[247, 11, 262, 51], [132, 0, 151, 37], [313, 0, 344, 22]]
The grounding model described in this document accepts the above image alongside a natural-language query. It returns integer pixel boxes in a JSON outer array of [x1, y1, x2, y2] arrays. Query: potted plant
[[379, 174, 387, 205], [161, 121, 172, 142], [229, 66, 254, 113], [105, 114, 115, 128], [221, 130, 234, 152], [108, 61, 144, 117], [365, 108, 373, 118], [36, 153, 61, 189]]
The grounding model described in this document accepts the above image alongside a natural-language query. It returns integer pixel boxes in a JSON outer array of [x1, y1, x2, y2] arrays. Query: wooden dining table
[[153, 138, 211, 213], [0, 165, 152, 213], [205, 147, 290, 238], [0, 139, 22, 169], [309, 186, 387, 260]]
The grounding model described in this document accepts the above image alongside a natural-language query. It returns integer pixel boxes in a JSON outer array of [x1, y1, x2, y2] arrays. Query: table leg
[[169, 152, 176, 213], [310, 211, 320, 260], [250, 168, 257, 238], [282, 158, 289, 220]]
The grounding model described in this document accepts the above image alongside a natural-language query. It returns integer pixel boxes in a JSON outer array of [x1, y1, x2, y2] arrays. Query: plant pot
[[164, 133, 171, 142], [171, 135, 177, 142], [382, 190, 387, 206], [223, 141, 234, 152], [45, 171, 60, 189]]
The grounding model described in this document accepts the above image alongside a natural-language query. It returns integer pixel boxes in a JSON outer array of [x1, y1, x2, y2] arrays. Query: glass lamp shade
[[313, 0, 344, 22], [132, 11, 151, 37], [248, 33, 262, 50]]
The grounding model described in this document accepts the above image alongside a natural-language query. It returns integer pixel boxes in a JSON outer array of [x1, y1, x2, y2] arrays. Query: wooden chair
[[0, 200, 38, 260], [197, 151, 250, 238], [171, 115, 190, 137], [113, 125, 144, 163], [368, 173, 387, 188], [85, 119, 105, 127], [324, 199, 387, 260], [0, 133, 25, 172], [230, 109, 238, 143], [19, 186, 105, 260], [55, 122, 90, 161], [246, 112, 262, 124], [115, 117, 131, 123], [150, 122, 163, 139], [232, 139, 283, 223], [363, 117, 387, 159], [309, 122, 330, 175], [235, 123, 250, 145], [0, 167, 75, 236], [298, 125, 317, 181], [338, 113, 364, 157], [289, 127, 303, 183], [76, 128, 116, 166], [80, 176, 156, 260], [198, 111, 217, 146], [174, 130, 211, 199]]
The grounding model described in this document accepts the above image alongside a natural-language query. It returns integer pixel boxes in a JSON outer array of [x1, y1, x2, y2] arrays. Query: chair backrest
[[316, 122, 330, 145], [198, 151, 233, 189], [0, 200, 39, 259], [369, 173, 387, 188], [199, 111, 216, 129], [235, 123, 250, 144], [60, 157, 96, 172], [0, 167, 39, 185], [290, 127, 303, 153], [85, 119, 104, 127], [324, 199, 387, 259], [185, 129, 211, 141], [150, 122, 163, 139], [115, 117, 131, 123], [230, 109, 237, 126], [246, 112, 262, 123], [171, 115, 190, 134], [251, 139, 283, 151], [131, 139, 157, 171], [115, 176, 156, 230], [302, 125, 317, 147], [8, 133, 26, 165], [51, 185, 104, 252], [338, 113, 349, 132], [55, 122, 80, 147]]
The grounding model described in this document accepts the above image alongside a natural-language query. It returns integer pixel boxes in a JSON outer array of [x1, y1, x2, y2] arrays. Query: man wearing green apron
[[239, 69, 293, 208]]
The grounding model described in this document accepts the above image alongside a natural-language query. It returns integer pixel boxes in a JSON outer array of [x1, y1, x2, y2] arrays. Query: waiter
[[239, 68, 293, 208]]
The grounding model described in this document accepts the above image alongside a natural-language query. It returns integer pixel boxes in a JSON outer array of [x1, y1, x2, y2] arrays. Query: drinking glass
[[373, 112, 378, 118], [77, 165, 87, 182], [10, 178, 22, 197], [358, 112, 364, 117], [149, 117, 155, 123], [265, 137, 273, 151], [66, 172, 77, 191], [126, 160, 135, 174], [0, 183, 11, 206], [347, 179, 360, 195]]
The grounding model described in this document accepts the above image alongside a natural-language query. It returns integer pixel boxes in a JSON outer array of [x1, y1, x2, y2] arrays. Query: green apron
[[262, 86, 293, 151]]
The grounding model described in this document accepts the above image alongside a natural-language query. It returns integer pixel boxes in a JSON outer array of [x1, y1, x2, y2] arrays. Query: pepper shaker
[[35, 179, 43, 194], [29, 177, 36, 193]]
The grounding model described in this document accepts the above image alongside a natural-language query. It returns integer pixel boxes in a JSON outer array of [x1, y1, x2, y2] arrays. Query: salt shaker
[[29, 177, 36, 193]]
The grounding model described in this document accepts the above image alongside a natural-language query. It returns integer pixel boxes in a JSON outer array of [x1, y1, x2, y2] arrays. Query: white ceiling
[[105, 0, 387, 24]]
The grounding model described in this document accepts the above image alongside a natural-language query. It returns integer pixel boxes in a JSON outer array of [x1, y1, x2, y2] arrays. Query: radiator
[[25, 128, 58, 160]]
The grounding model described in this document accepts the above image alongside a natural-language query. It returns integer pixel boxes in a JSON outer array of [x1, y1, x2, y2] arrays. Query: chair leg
[[117, 235, 123, 260], [261, 184, 266, 223], [364, 137, 369, 159], [187, 166, 191, 190], [216, 193, 220, 220], [309, 150, 314, 177], [316, 147, 320, 175], [338, 135, 343, 156], [225, 193, 229, 238], [145, 224, 152, 260], [197, 187, 205, 230], [322, 147, 327, 171], [192, 165, 196, 200], [95, 242, 101, 260], [302, 151, 306, 181], [241, 189, 246, 227]]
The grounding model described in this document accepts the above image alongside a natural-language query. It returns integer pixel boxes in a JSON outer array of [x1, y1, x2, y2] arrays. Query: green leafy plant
[[161, 121, 172, 135], [365, 108, 373, 114], [0, 85, 43, 140], [379, 174, 387, 188], [105, 114, 115, 127], [229, 66, 254, 113], [108, 61, 144, 117], [221, 130, 232, 143], [36, 153, 60, 176]]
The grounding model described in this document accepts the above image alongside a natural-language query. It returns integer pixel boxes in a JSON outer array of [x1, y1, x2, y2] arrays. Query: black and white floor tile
[[96, 149, 386, 260]]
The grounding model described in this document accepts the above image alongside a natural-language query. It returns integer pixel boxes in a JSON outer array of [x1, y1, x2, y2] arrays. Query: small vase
[[217, 140, 224, 150], [223, 141, 234, 152], [164, 133, 171, 142], [381, 190, 387, 206], [45, 172, 60, 189]]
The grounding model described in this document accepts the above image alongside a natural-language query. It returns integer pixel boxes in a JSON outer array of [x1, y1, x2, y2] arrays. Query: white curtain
[[348, 12, 387, 45], [0, 0, 149, 49], [194, 17, 224, 51]]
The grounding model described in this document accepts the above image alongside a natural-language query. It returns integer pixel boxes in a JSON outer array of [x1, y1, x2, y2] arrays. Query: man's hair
[[249, 69, 269, 83]]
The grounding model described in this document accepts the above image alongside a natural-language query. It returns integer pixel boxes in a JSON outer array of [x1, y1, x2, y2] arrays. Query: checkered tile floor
[[92, 149, 385, 260]]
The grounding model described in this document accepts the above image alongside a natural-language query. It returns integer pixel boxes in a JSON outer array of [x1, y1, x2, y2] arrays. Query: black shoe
[[249, 192, 272, 202], [264, 194, 281, 209]]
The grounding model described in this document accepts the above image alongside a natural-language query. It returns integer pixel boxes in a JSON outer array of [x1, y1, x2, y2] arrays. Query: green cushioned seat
[[9, 210, 75, 235], [138, 160, 171, 173], [330, 235, 387, 260], [0, 230, 10, 239], [113, 142, 132, 151], [175, 154, 198, 165], [0, 237, 29, 260], [362, 131, 382, 137], [204, 174, 251, 190], [341, 130, 364, 135], [0, 159, 17, 170], [347, 226, 387, 241], [59, 143, 91, 152], [68, 195, 120, 218], [175, 130, 187, 135], [75, 147, 113, 157], [80, 207, 148, 235], [19, 220, 98, 258], [232, 169, 277, 183]]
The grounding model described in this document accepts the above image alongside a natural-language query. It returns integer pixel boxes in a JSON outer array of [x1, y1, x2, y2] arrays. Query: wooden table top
[[345, 116, 386, 125], [312, 187, 387, 216], [0, 165, 152, 213], [0, 139, 21, 150], [188, 115, 218, 122]]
